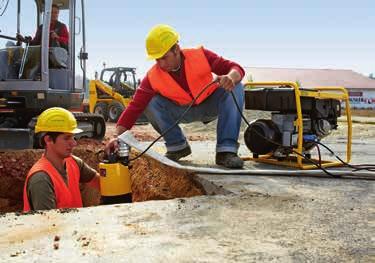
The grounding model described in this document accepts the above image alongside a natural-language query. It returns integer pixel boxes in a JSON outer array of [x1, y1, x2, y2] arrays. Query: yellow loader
[[88, 67, 147, 123]]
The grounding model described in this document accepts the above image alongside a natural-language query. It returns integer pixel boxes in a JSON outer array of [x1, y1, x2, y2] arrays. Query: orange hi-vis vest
[[23, 156, 83, 211], [147, 47, 219, 105]]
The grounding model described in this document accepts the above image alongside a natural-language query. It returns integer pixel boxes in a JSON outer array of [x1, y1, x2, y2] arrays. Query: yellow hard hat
[[146, 24, 179, 60], [35, 107, 83, 134]]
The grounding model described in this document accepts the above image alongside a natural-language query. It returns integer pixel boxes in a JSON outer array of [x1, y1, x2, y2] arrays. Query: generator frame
[[243, 81, 352, 169]]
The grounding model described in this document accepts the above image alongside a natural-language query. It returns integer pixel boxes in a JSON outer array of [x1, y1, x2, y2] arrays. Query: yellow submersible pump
[[99, 138, 132, 204]]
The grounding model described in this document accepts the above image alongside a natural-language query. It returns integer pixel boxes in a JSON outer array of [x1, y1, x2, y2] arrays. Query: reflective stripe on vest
[[23, 156, 83, 211], [147, 47, 219, 105]]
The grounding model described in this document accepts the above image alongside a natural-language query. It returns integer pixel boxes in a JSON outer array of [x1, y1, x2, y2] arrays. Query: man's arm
[[16, 26, 42, 45], [116, 76, 156, 131], [203, 48, 245, 79], [56, 23, 69, 46], [73, 155, 97, 180], [104, 77, 156, 154], [116, 125, 127, 136], [203, 47, 245, 91], [27, 172, 56, 210], [72, 155, 100, 190]]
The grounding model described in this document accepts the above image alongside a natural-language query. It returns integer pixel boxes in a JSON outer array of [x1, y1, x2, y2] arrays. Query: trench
[[0, 139, 206, 213]]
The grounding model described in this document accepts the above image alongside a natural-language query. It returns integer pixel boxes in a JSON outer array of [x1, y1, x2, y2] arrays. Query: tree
[[369, 73, 375, 79]]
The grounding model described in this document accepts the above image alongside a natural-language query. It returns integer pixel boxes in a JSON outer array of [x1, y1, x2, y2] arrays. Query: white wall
[[348, 89, 375, 109]]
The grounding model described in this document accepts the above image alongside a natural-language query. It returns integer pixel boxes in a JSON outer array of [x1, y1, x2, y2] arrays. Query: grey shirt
[[26, 155, 97, 210]]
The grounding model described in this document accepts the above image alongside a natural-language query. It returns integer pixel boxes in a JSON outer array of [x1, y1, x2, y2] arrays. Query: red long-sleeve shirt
[[117, 47, 245, 130], [31, 21, 69, 47]]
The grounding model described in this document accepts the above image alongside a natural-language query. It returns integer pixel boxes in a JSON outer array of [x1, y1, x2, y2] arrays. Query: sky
[[1, 0, 374, 79]]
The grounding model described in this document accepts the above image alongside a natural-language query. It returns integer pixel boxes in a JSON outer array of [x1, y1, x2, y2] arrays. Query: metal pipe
[[82, 0, 87, 94], [0, 34, 17, 41], [17, 0, 20, 34], [18, 41, 30, 79]]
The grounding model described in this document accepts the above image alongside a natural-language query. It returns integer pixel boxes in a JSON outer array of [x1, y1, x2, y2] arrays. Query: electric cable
[[0, 0, 10, 16], [316, 144, 322, 167], [313, 140, 375, 172]]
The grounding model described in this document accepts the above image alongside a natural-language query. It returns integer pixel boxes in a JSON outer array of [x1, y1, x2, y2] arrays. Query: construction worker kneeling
[[106, 24, 245, 169]]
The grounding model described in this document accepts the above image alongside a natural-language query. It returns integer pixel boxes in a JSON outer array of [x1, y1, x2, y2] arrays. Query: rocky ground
[[0, 110, 374, 213]]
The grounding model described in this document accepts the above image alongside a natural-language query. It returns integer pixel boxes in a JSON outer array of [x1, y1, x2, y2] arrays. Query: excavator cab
[[0, 0, 105, 149]]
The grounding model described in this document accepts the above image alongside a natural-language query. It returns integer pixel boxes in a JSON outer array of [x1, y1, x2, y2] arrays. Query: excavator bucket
[[0, 128, 33, 150]]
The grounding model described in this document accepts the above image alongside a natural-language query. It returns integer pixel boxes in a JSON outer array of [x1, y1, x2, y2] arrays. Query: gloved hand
[[24, 36, 32, 43], [15, 33, 24, 42], [16, 33, 32, 43]]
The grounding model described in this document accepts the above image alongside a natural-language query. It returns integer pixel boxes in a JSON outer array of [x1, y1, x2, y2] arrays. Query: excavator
[[0, 0, 105, 150]]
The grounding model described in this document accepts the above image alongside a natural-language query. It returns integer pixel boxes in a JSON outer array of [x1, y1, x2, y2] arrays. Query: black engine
[[244, 87, 341, 158]]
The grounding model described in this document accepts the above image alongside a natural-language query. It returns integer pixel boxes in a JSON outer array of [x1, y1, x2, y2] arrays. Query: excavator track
[[0, 113, 106, 150], [73, 112, 106, 139]]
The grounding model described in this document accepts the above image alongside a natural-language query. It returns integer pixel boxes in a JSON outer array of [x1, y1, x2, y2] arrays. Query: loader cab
[[100, 67, 138, 98], [0, 0, 87, 127]]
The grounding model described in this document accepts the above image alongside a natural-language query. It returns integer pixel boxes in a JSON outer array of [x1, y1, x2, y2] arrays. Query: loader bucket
[[0, 128, 34, 150]]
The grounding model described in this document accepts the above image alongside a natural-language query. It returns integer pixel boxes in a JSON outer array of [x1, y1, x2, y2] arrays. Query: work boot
[[165, 146, 192, 161], [215, 152, 244, 169]]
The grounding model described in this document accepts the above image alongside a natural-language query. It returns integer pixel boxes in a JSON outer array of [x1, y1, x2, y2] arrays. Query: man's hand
[[217, 75, 235, 91], [217, 69, 242, 91], [50, 31, 59, 40], [16, 33, 24, 42], [105, 125, 127, 155], [104, 137, 119, 156], [16, 33, 31, 43]]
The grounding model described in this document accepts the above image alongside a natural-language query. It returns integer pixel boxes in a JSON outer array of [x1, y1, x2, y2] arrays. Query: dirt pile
[[0, 126, 205, 213], [0, 150, 42, 212], [130, 156, 204, 201]]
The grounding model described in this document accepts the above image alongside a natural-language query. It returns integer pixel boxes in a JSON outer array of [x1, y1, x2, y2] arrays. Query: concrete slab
[[0, 133, 374, 262], [0, 176, 374, 262]]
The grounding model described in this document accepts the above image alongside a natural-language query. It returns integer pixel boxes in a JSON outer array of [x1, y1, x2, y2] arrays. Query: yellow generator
[[243, 82, 352, 169], [99, 138, 132, 204]]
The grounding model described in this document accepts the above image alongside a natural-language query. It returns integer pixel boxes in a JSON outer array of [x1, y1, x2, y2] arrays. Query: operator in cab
[[16, 4, 69, 50]]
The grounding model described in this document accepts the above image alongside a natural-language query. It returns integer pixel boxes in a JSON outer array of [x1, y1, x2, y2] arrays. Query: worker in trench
[[23, 107, 100, 211], [106, 24, 245, 169]]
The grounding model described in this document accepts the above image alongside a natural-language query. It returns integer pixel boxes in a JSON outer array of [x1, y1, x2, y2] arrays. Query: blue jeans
[[144, 83, 244, 153]]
